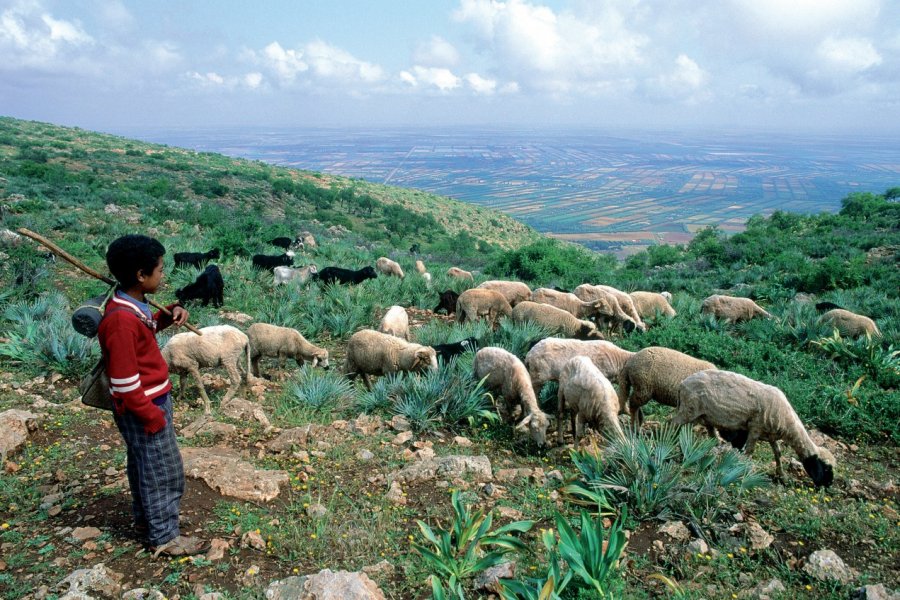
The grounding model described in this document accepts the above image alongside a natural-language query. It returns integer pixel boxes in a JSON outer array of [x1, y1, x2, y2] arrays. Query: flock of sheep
[[156, 248, 886, 490]]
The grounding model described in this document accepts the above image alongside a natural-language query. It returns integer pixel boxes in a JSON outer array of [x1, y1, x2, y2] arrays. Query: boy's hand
[[171, 306, 189, 327]]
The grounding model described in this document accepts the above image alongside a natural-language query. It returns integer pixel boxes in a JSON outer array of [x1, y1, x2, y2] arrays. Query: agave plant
[[278, 363, 354, 419]]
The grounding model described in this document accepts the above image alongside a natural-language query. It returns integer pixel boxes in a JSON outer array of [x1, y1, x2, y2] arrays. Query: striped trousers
[[113, 393, 184, 546]]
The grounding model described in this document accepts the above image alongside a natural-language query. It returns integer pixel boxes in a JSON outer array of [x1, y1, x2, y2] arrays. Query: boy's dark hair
[[106, 235, 166, 288]]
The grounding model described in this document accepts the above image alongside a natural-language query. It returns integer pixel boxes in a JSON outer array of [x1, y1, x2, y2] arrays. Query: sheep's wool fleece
[[622, 346, 715, 406]]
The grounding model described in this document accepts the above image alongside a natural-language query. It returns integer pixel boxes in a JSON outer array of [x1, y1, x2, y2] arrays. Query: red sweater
[[98, 293, 178, 434]]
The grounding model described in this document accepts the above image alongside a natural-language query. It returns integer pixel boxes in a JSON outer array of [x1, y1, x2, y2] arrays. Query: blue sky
[[1, 0, 898, 133]]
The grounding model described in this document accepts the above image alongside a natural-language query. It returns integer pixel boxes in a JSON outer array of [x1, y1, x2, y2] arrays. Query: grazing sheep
[[252, 253, 294, 271], [701, 295, 773, 322], [422, 272, 432, 284], [434, 290, 460, 315], [477, 280, 532, 307], [379, 305, 410, 340], [176, 264, 225, 307], [473, 347, 551, 446], [618, 346, 716, 427], [376, 257, 405, 278], [447, 266, 474, 281], [629, 291, 676, 319], [174, 249, 220, 269], [344, 329, 438, 390], [511, 301, 604, 340], [456, 289, 513, 327], [161, 325, 251, 414], [818, 308, 881, 338], [314, 266, 378, 285], [524, 338, 635, 399], [273, 265, 318, 285], [247, 323, 329, 378], [674, 369, 835, 487], [573, 284, 642, 333], [415, 260, 427, 275], [299, 231, 317, 249], [531, 288, 607, 321], [574, 284, 647, 332], [557, 356, 625, 445]]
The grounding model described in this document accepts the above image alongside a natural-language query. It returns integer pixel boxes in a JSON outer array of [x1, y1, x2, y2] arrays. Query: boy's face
[[138, 257, 164, 294]]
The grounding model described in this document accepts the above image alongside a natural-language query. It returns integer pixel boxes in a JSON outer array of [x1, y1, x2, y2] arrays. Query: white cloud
[[262, 41, 308, 83], [465, 72, 496, 94], [401, 66, 461, 91], [304, 39, 384, 84], [0, 2, 94, 71], [413, 35, 460, 67], [644, 54, 710, 102], [817, 37, 882, 73], [187, 70, 267, 90], [244, 71, 264, 89], [729, 0, 880, 40]]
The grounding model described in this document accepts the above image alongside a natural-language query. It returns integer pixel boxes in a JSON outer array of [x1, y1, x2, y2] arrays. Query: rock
[[362, 560, 395, 579], [48, 506, 62, 517], [389, 455, 492, 484], [390, 415, 410, 431], [475, 561, 515, 592], [71, 527, 102, 541], [349, 414, 383, 436], [267, 426, 313, 453], [219, 311, 254, 324], [241, 565, 261, 586], [180, 416, 237, 440], [496, 507, 525, 520], [358, 449, 375, 461], [57, 563, 123, 599], [221, 398, 272, 430], [181, 447, 289, 502], [392, 431, 413, 446], [306, 503, 327, 519], [803, 549, 856, 584], [745, 577, 785, 600], [266, 569, 385, 600], [205, 538, 230, 561], [658, 521, 691, 542], [453, 436, 473, 447], [122, 589, 166, 599], [199, 594, 226, 600], [0, 409, 40, 461], [745, 522, 774, 550], [494, 468, 533, 483], [851, 584, 900, 600], [241, 530, 267, 551], [686, 538, 709, 555], [545, 470, 564, 486], [385, 481, 406, 505]]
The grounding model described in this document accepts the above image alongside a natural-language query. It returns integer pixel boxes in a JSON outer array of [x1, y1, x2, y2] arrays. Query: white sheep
[[818, 308, 881, 338], [701, 295, 773, 322], [511, 301, 604, 340], [524, 338, 635, 399], [530, 288, 607, 321], [674, 369, 835, 487], [0, 229, 23, 246], [446, 266, 474, 281], [573, 284, 644, 333], [378, 305, 410, 340], [415, 260, 427, 275], [273, 265, 318, 286], [477, 280, 532, 307], [376, 256, 405, 278], [618, 346, 716, 427], [422, 272, 432, 284], [557, 356, 625, 445], [161, 325, 252, 414], [344, 329, 437, 390], [246, 323, 329, 378], [456, 288, 513, 327], [473, 347, 551, 446], [629, 291, 676, 319]]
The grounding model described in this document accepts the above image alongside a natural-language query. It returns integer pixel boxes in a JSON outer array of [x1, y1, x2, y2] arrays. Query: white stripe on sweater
[[143, 380, 170, 397], [109, 374, 140, 385], [111, 381, 141, 393]]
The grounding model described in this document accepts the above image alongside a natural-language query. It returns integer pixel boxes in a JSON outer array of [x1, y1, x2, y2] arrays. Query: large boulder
[[265, 569, 385, 600], [388, 455, 492, 484], [181, 447, 288, 502], [57, 563, 123, 599], [0, 409, 40, 461]]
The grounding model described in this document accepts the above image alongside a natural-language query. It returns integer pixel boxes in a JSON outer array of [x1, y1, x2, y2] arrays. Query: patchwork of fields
[[123, 127, 900, 254]]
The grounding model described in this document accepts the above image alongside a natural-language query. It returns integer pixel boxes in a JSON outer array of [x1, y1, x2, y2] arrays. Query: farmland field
[[117, 127, 900, 254]]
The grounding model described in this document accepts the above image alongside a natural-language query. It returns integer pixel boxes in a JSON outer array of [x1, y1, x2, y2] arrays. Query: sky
[[1, 0, 898, 134]]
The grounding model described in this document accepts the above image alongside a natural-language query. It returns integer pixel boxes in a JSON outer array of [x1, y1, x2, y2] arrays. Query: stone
[[358, 449, 375, 461], [241, 530, 267, 551], [686, 538, 709, 555], [492, 468, 532, 483], [745, 577, 786, 600], [306, 503, 328, 519], [545, 470, 564, 486], [57, 563, 123, 599], [850, 584, 900, 600], [181, 447, 289, 502], [267, 426, 313, 453], [71, 527, 102, 541], [0, 409, 40, 461], [385, 481, 406, 505], [221, 398, 272, 430], [199, 594, 226, 600], [803, 549, 856, 584], [390, 415, 410, 431], [453, 436, 473, 447], [745, 522, 774, 550], [389, 455, 492, 484], [265, 569, 386, 600], [205, 538, 230, 561], [475, 561, 516, 592], [658, 521, 691, 542], [349, 414, 383, 436], [180, 416, 237, 440], [362, 560, 395, 579], [496, 507, 525, 520], [219, 311, 254, 324], [241, 565, 261, 586], [122, 588, 166, 599], [392, 431, 413, 445]]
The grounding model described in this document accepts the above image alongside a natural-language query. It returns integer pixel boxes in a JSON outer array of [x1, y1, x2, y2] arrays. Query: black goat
[[176, 264, 225, 307], [252, 253, 294, 271], [269, 236, 303, 250], [174, 249, 220, 269], [314, 266, 378, 285], [815, 301, 844, 312], [431, 337, 479, 362], [434, 290, 460, 315], [409, 243, 421, 255]]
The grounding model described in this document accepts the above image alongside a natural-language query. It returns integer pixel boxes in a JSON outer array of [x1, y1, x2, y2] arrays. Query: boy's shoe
[[151, 535, 209, 558]]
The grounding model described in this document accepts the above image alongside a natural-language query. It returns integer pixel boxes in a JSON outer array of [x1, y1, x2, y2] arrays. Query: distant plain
[[120, 127, 900, 254]]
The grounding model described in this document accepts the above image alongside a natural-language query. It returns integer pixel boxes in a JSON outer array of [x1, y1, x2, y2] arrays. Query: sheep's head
[[312, 349, 330, 369], [802, 447, 835, 488], [515, 411, 551, 447], [412, 347, 438, 372], [577, 322, 604, 340]]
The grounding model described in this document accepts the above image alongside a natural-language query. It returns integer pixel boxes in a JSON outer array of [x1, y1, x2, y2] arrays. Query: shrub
[[278, 363, 354, 420]]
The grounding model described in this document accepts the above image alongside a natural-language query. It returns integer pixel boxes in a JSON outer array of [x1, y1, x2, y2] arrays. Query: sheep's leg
[[186, 365, 211, 415], [360, 373, 372, 391], [556, 389, 566, 446], [743, 431, 760, 457], [222, 360, 242, 404], [574, 414, 583, 444], [250, 355, 262, 378], [770, 441, 784, 481]]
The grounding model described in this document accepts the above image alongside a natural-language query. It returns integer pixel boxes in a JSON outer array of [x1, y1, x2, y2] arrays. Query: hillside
[[0, 116, 898, 600]]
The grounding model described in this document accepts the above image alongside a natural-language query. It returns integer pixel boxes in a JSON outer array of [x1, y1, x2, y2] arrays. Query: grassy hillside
[[0, 116, 897, 600]]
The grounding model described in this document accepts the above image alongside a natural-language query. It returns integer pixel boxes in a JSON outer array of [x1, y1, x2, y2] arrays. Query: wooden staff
[[16, 228, 201, 335]]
